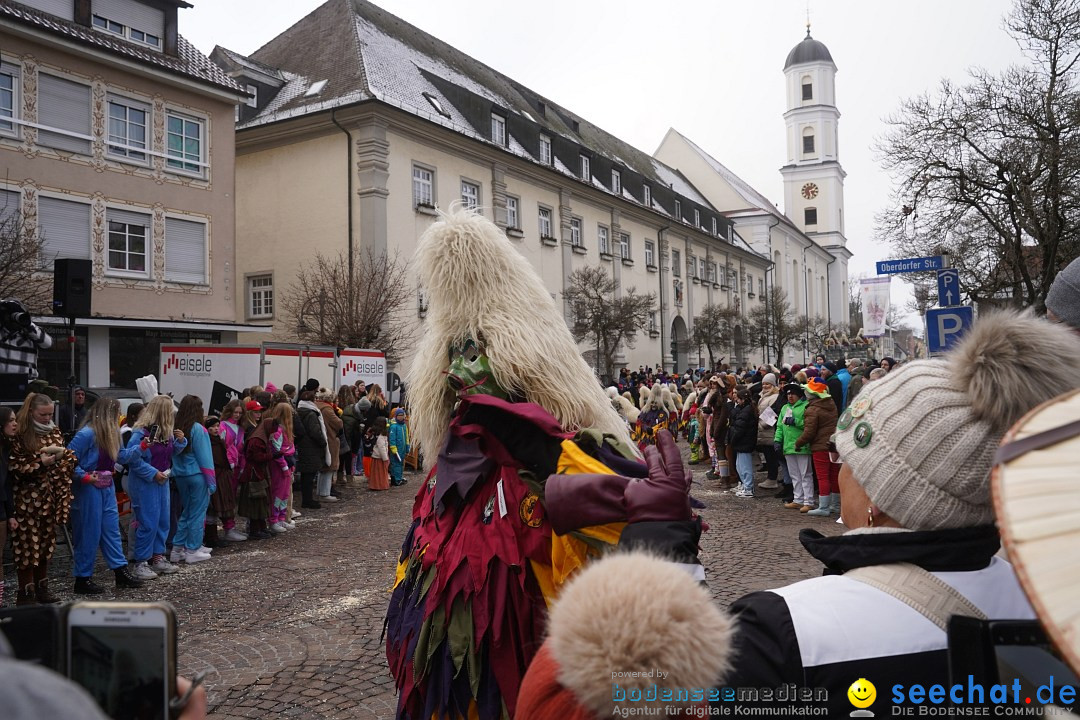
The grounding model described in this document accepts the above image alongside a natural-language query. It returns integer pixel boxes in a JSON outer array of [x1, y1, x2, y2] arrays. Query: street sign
[[927, 306, 974, 353], [937, 268, 960, 307], [876, 256, 945, 275]]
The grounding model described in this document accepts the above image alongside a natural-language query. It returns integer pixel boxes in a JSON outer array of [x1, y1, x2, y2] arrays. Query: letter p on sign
[[927, 306, 974, 353]]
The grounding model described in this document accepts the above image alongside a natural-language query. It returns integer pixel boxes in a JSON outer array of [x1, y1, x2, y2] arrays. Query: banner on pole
[[860, 277, 891, 338]]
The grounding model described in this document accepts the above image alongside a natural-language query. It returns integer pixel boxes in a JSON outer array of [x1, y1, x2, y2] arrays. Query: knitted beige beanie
[[834, 310, 1080, 530]]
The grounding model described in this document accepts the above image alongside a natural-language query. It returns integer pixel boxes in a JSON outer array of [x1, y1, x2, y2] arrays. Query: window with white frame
[[165, 216, 207, 284], [505, 195, 519, 229], [92, 0, 163, 50], [694, 208, 701, 227], [611, 169, 621, 194], [248, 274, 274, 319], [649, 312, 657, 333], [38, 195, 91, 261], [598, 225, 610, 255], [539, 135, 552, 165], [731, 269, 739, 291], [644, 239, 655, 267], [491, 113, 506, 146], [675, 199, 682, 221], [579, 154, 590, 181], [570, 217, 582, 247], [245, 84, 257, 108], [461, 180, 479, 208], [643, 184, 651, 206], [746, 273, 753, 293], [413, 165, 434, 207], [619, 232, 630, 259], [698, 257, 706, 279], [712, 217, 718, 236], [107, 96, 148, 163], [106, 208, 150, 274], [38, 73, 91, 154], [538, 206, 553, 238], [166, 111, 204, 174], [672, 248, 680, 277], [0, 62, 18, 135]]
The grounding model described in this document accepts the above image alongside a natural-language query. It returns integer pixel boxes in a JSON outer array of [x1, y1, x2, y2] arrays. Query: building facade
[[0, 0, 253, 388], [220, 0, 771, 379]]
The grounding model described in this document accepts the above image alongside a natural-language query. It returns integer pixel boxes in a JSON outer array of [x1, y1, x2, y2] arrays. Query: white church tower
[[780, 26, 851, 324]]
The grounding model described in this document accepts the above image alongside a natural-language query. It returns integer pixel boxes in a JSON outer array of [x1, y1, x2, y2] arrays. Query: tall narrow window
[[107, 97, 148, 162], [570, 217, 582, 247], [579, 154, 590, 181], [248, 275, 274, 318], [803, 132, 815, 155], [106, 208, 150, 275], [643, 184, 651, 206], [0, 62, 17, 135], [538, 206, 553, 238], [693, 208, 701, 227], [644, 240, 655, 267], [611, 170, 622, 194], [672, 249, 681, 277], [698, 257, 706, 279], [804, 207, 818, 226], [675, 199, 682, 220], [802, 82, 813, 101], [539, 135, 552, 165], [619, 232, 630, 259], [461, 180, 479, 208], [711, 217, 718, 236], [245, 84, 257, 108], [490, 113, 506, 146], [166, 112, 204, 174], [505, 195, 519, 229], [598, 225, 610, 255], [413, 165, 434, 207]]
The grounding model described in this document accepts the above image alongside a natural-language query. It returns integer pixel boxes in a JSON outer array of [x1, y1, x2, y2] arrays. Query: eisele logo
[[341, 359, 384, 377], [163, 354, 213, 376]]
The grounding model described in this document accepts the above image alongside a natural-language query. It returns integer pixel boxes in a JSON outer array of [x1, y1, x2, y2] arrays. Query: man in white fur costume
[[385, 209, 702, 720]]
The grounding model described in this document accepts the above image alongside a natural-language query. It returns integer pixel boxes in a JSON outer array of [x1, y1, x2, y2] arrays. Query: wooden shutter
[[38, 196, 91, 260], [164, 217, 206, 284]]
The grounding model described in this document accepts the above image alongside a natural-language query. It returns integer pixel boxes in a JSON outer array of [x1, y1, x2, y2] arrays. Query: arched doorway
[[671, 315, 689, 373]]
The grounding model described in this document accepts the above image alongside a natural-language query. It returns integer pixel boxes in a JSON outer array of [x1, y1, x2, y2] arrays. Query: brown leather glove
[[545, 430, 692, 535]]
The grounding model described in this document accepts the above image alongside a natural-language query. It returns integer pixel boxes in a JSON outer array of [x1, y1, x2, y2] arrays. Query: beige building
[[0, 0, 253, 387], [219, 0, 772, 379]]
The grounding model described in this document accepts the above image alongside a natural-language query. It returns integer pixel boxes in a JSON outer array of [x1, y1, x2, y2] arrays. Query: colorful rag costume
[[384, 210, 642, 720]]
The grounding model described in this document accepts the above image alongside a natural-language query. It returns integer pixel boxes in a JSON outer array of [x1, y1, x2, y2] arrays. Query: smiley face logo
[[847, 678, 876, 709]]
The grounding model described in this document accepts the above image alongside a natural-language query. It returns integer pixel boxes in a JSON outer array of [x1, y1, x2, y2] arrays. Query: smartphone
[[0, 605, 65, 673], [147, 424, 160, 443], [67, 602, 177, 720]]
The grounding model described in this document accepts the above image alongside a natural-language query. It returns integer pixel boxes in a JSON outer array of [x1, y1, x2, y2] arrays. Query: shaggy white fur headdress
[[405, 209, 633, 457]]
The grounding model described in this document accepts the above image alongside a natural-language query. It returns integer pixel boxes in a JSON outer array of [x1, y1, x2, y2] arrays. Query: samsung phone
[[0, 604, 65, 673], [67, 602, 177, 720]]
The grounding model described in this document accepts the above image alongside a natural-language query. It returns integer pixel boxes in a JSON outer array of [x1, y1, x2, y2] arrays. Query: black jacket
[[825, 375, 843, 414], [0, 445, 11, 519], [726, 402, 757, 453], [718, 526, 1034, 716], [293, 405, 327, 474]]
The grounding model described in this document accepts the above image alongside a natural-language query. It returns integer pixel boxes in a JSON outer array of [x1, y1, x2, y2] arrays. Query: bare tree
[[280, 248, 412, 360], [563, 266, 656, 379], [875, 0, 1080, 310], [0, 209, 49, 312], [747, 285, 801, 366], [691, 304, 738, 370]]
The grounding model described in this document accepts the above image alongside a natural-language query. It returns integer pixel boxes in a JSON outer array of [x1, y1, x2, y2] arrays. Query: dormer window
[[245, 85, 257, 109], [580, 154, 590, 181], [490, 113, 506, 146], [422, 92, 451, 119], [643, 184, 651, 206], [91, 1, 164, 51], [304, 80, 328, 97], [694, 208, 701, 227], [675, 199, 682, 220], [539, 135, 552, 165], [611, 169, 621, 194]]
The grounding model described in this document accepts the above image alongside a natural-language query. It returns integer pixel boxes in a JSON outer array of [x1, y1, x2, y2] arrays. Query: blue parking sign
[[927, 306, 974, 353], [937, 269, 960, 307]]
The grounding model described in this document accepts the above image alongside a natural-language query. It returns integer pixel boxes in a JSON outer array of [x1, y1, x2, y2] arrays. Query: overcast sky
[[183, 0, 1024, 330]]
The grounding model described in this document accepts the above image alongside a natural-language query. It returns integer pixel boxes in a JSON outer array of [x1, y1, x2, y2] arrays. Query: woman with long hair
[[315, 389, 343, 503], [264, 401, 296, 533], [170, 395, 215, 563], [67, 397, 144, 593], [0, 406, 18, 606], [218, 399, 247, 541], [127, 395, 186, 576], [8, 393, 77, 604], [237, 412, 277, 539], [335, 385, 356, 487]]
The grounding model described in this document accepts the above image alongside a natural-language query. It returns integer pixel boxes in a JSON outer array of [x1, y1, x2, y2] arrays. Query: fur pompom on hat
[[835, 310, 1080, 531], [405, 208, 632, 457], [516, 552, 733, 719]]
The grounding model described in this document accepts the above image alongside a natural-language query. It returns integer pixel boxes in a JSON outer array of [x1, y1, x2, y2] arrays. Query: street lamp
[[760, 333, 766, 366]]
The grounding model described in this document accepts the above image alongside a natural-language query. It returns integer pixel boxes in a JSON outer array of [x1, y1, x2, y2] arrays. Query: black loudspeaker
[[53, 258, 92, 318]]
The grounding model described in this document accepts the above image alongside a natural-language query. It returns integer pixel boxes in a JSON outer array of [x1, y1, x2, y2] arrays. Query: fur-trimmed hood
[[543, 552, 733, 716], [405, 209, 633, 456]]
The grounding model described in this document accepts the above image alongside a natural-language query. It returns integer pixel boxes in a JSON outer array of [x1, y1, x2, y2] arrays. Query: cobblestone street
[[28, 457, 844, 720]]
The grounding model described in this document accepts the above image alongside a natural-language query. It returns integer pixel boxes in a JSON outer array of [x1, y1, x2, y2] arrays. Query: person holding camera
[[67, 397, 145, 593], [0, 299, 52, 381], [8, 393, 77, 605]]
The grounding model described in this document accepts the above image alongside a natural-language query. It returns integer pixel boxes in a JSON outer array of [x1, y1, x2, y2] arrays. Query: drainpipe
[[825, 254, 837, 327], [657, 225, 670, 372], [331, 109, 354, 326]]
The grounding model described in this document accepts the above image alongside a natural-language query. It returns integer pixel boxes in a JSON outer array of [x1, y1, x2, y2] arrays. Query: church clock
[[801, 182, 819, 200]]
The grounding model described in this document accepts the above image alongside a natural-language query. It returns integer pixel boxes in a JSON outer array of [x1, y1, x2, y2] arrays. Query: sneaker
[[169, 547, 185, 563], [758, 479, 779, 490], [224, 528, 249, 542], [132, 562, 158, 581], [318, 495, 339, 503], [150, 557, 179, 575], [73, 577, 106, 595], [290, 509, 302, 519], [283, 521, 296, 530], [269, 522, 287, 534], [197, 546, 213, 555], [184, 549, 212, 563], [735, 489, 755, 498]]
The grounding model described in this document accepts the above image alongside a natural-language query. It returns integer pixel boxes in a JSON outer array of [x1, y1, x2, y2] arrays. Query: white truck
[[159, 343, 387, 408]]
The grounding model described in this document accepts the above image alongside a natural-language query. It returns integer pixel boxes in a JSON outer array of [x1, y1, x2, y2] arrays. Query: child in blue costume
[[388, 407, 409, 486]]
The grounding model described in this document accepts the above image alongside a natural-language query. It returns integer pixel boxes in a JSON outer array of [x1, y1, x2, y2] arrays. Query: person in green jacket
[[774, 383, 814, 511]]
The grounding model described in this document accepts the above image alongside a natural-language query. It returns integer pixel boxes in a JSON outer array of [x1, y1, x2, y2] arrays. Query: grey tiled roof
[[241, 0, 721, 213], [0, 1, 244, 94]]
